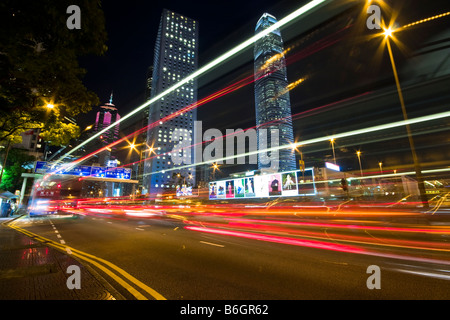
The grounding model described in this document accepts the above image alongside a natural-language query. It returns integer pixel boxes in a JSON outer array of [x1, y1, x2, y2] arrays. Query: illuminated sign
[[209, 168, 316, 200], [176, 185, 193, 197], [34, 161, 131, 180], [325, 162, 340, 172]]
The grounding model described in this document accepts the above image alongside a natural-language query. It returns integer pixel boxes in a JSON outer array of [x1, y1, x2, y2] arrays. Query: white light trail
[[145, 110, 450, 177], [57, 0, 332, 165]]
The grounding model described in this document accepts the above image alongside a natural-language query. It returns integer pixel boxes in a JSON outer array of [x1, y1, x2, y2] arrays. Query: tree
[[0, 0, 107, 146], [0, 148, 35, 192]]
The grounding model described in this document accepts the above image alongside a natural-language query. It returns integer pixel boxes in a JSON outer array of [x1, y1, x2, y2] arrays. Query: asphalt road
[[14, 211, 450, 300]]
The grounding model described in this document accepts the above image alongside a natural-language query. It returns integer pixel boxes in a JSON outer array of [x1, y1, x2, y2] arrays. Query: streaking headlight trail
[[145, 110, 450, 177], [56, 0, 332, 166]]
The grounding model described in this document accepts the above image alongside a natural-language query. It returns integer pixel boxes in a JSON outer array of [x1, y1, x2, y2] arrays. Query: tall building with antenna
[[94, 93, 120, 166], [254, 13, 296, 172]]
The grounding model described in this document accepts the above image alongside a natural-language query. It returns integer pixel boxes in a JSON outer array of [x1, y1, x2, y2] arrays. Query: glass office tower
[[254, 13, 296, 172], [143, 9, 198, 195]]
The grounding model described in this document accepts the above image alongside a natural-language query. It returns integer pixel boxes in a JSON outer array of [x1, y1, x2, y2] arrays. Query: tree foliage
[[0, 148, 35, 192], [0, 0, 107, 146]]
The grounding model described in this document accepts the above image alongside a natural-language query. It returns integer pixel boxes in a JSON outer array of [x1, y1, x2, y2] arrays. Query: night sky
[[77, 0, 450, 174], [79, 0, 305, 127]]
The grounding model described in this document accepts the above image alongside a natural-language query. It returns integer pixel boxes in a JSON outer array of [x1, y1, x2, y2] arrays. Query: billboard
[[216, 181, 226, 199], [209, 168, 316, 200], [234, 179, 245, 198], [34, 161, 132, 180], [281, 171, 298, 196], [176, 185, 193, 197], [225, 180, 235, 198]]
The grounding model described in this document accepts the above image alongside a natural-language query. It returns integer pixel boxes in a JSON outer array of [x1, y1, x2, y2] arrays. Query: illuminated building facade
[[91, 94, 121, 197], [143, 9, 198, 195], [254, 13, 296, 172], [94, 93, 120, 166]]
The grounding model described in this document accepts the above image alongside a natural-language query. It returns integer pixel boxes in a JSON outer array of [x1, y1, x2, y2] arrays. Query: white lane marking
[[200, 241, 225, 248], [396, 269, 450, 281], [136, 228, 145, 231], [50, 219, 68, 249]]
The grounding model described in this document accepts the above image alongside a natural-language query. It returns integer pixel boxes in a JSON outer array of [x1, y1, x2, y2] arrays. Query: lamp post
[[330, 138, 336, 164], [356, 151, 363, 177], [382, 26, 429, 208], [212, 162, 219, 181]]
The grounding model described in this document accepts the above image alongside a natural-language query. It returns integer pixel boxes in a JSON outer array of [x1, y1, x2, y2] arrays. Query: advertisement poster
[[244, 177, 255, 197], [209, 182, 217, 199], [281, 171, 298, 196], [176, 185, 193, 197], [254, 175, 269, 197], [234, 179, 245, 198], [226, 180, 235, 198], [268, 173, 282, 196], [297, 169, 316, 196], [217, 181, 226, 198], [209, 169, 316, 200]]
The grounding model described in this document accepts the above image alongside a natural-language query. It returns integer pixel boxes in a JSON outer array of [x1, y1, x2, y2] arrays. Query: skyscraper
[[143, 9, 198, 195], [92, 93, 120, 197], [94, 93, 120, 166], [254, 13, 296, 172], [137, 66, 153, 192]]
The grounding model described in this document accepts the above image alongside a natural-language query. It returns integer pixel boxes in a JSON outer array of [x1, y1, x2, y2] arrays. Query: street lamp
[[356, 150, 363, 177], [330, 138, 336, 164], [291, 142, 305, 180], [212, 162, 219, 180], [381, 25, 429, 208], [378, 161, 383, 174]]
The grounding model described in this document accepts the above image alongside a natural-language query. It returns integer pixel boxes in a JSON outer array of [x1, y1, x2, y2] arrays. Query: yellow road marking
[[6, 216, 166, 300]]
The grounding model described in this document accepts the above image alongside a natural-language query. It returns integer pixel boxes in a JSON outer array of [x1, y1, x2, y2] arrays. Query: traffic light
[[299, 160, 305, 172]]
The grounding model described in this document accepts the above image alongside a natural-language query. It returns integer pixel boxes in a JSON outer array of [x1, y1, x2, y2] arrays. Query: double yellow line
[[5, 216, 166, 300]]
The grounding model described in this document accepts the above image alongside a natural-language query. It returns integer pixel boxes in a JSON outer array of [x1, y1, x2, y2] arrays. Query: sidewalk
[[0, 215, 121, 300]]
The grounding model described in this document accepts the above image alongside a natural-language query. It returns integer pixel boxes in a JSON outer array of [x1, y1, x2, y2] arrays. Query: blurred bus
[[28, 177, 81, 216]]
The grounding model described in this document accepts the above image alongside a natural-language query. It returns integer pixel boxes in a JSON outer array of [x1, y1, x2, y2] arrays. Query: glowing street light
[[383, 26, 393, 38], [330, 138, 336, 164], [381, 23, 429, 208], [356, 150, 363, 177], [46, 103, 55, 109], [212, 162, 220, 180]]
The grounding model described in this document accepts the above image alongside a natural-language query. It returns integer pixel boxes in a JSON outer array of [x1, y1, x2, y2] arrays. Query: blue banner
[[34, 162, 131, 180]]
